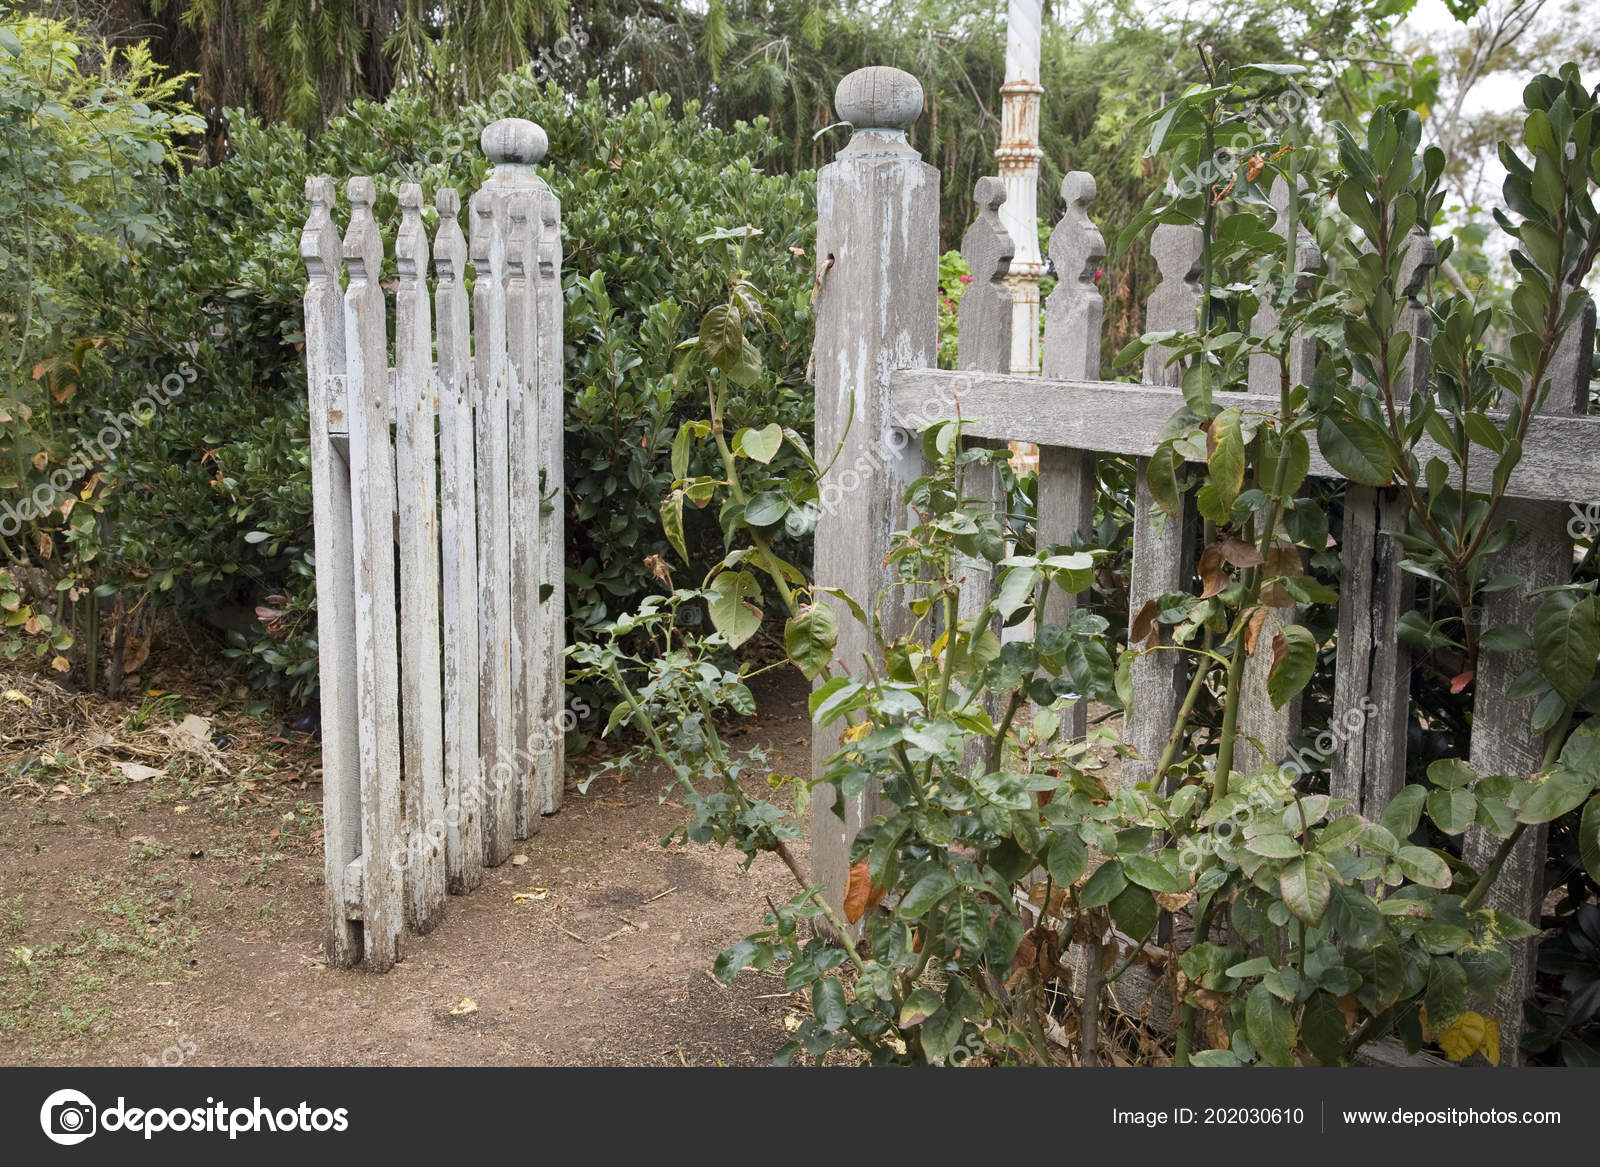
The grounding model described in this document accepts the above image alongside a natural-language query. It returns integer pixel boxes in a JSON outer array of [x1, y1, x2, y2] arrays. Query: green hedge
[[65, 68, 816, 705]]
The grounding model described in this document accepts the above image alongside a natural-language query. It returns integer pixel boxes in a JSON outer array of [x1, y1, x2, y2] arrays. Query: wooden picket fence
[[809, 66, 1600, 1061], [301, 119, 566, 971]]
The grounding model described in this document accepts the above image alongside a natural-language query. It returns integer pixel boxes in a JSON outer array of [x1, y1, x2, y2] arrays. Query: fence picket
[[394, 183, 447, 931], [301, 178, 362, 967], [1037, 172, 1105, 742], [1124, 223, 1202, 787], [1238, 179, 1320, 774], [433, 188, 484, 894], [1330, 228, 1434, 816], [471, 162, 516, 868], [342, 177, 404, 971]]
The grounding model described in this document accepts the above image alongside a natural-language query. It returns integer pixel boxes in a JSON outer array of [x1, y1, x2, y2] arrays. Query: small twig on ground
[[643, 886, 678, 904]]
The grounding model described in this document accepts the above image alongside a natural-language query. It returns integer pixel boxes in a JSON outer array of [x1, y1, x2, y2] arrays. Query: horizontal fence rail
[[301, 119, 565, 971]]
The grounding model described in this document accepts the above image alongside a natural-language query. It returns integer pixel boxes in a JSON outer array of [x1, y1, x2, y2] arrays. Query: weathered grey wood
[[302, 177, 362, 967], [1464, 290, 1595, 1064], [955, 177, 1011, 770], [1123, 224, 1201, 786], [342, 177, 403, 970], [1330, 228, 1432, 815], [433, 187, 484, 895], [1238, 179, 1319, 775], [504, 180, 542, 841], [534, 179, 566, 815], [393, 183, 447, 932], [1037, 171, 1105, 741], [889, 370, 1600, 504], [471, 158, 516, 868], [811, 66, 939, 922]]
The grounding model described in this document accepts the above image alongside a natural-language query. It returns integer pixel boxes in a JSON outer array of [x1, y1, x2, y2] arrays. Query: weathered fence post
[[1464, 289, 1596, 1063], [1124, 223, 1202, 787], [395, 183, 447, 932], [534, 170, 566, 817], [302, 178, 362, 968], [342, 177, 404, 971], [1037, 172, 1105, 742], [811, 66, 940, 920], [433, 187, 485, 895], [1330, 228, 1434, 815], [1238, 178, 1321, 773]]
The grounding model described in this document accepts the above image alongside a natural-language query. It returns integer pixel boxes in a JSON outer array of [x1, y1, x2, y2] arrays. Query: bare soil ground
[[0, 657, 815, 1066]]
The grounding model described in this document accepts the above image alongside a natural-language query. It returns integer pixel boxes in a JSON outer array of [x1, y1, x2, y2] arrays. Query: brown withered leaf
[[1261, 542, 1304, 608], [1219, 537, 1265, 568], [1155, 891, 1194, 913], [1130, 597, 1160, 650], [843, 860, 873, 923], [1242, 607, 1269, 656], [1271, 630, 1288, 671], [1197, 544, 1228, 599]]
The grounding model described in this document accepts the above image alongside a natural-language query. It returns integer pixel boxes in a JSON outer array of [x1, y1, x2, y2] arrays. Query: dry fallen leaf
[[447, 998, 479, 1016], [114, 762, 164, 783], [2, 689, 31, 707], [510, 854, 529, 867], [172, 714, 213, 752], [511, 889, 549, 903]]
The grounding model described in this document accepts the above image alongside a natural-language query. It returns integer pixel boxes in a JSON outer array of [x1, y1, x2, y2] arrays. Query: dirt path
[[0, 669, 814, 1066]]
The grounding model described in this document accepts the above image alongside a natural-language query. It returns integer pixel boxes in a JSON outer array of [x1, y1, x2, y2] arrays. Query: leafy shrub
[[46, 68, 815, 704]]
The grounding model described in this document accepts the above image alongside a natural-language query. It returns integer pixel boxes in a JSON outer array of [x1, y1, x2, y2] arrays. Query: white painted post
[[1037, 172, 1105, 742], [394, 184, 447, 932], [302, 178, 362, 968], [433, 187, 484, 894], [811, 66, 940, 921], [342, 177, 403, 970], [997, 0, 1044, 376]]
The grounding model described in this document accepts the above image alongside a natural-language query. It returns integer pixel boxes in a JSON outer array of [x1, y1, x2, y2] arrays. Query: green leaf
[[899, 870, 956, 918], [1301, 991, 1350, 1065], [1426, 787, 1477, 835], [1316, 412, 1394, 486], [1207, 409, 1246, 512], [1267, 625, 1318, 710], [713, 939, 760, 982], [812, 976, 847, 1030], [698, 303, 744, 371], [1245, 982, 1296, 1066], [784, 602, 839, 680], [1426, 758, 1475, 789], [1424, 957, 1469, 1030], [1395, 845, 1452, 888], [707, 570, 763, 648], [1190, 1048, 1243, 1067], [736, 423, 782, 463], [1078, 861, 1126, 909], [1534, 592, 1600, 704], [994, 565, 1039, 621], [1380, 784, 1426, 839], [1121, 853, 1184, 893], [1046, 831, 1087, 888], [898, 987, 943, 1027], [1514, 768, 1594, 825], [660, 490, 687, 562], [1245, 833, 1301, 859], [1581, 794, 1600, 885], [1280, 855, 1331, 925], [920, 1006, 963, 1062], [1109, 883, 1159, 939], [743, 490, 788, 528]]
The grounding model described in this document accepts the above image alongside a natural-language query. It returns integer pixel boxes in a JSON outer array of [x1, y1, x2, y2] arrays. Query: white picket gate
[[301, 119, 565, 971]]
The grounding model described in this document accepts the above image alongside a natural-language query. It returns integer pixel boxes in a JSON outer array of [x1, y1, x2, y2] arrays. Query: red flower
[[957, 274, 973, 284]]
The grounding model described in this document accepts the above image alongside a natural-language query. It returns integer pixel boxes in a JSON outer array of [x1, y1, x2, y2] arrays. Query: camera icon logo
[[39, 1089, 97, 1146]]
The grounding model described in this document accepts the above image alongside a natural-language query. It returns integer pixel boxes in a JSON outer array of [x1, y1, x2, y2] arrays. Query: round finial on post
[[480, 118, 548, 167], [833, 66, 924, 132]]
